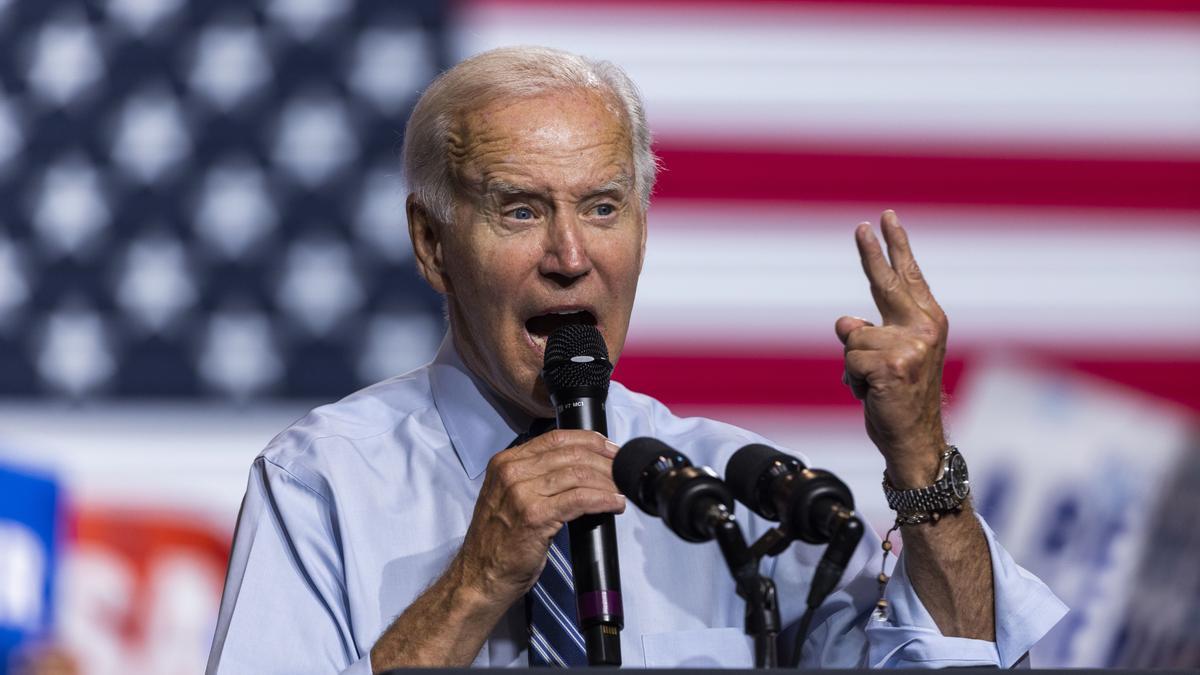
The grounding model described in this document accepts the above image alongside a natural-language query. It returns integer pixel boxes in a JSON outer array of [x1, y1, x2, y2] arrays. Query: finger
[[834, 315, 875, 346], [844, 349, 885, 386], [855, 222, 921, 324], [541, 488, 627, 523], [501, 446, 615, 486], [844, 346, 887, 400], [842, 325, 906, 353], [528, 464, 619, 498], [880, 210, 940, 314], [841, 353, 874, 401], [843, 370, 870, 401], [512, 429, 617, 459]]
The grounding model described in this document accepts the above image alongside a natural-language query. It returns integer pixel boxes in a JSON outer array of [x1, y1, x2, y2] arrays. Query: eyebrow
[[484, 180, 542, 199], [581, 174, 633, 201], [483, 174, 633, 202]]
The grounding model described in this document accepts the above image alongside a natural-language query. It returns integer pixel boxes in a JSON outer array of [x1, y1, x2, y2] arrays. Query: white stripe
[[530, 627, 567, 667], [628, 204, 1200, 349], [531, 583, 587, 651], [457, 5, 1200, 152], [544, 542, 571, 581], [547, 541, 573, 582], [528, 628, 556, 665], [545, 542, 570, 581]]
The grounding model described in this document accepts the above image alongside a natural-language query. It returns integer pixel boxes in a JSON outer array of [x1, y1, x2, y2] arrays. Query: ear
[[407, 195, 450, 294]]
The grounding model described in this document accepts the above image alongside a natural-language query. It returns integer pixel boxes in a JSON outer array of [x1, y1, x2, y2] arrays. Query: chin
[[529, 380, 554, 413]]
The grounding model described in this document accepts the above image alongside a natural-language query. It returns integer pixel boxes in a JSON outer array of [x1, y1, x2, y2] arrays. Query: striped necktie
[[511, 420, 589, 667]]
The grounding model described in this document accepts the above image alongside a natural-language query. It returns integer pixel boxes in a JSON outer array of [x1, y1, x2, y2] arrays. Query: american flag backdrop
[[0, 0, 1197, 672]]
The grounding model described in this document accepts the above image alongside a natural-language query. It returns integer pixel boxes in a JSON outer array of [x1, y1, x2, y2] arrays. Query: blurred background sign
[[0, 0, 1197, 672], [956, 360, 1198, 668], [0, 464, 59, 670]]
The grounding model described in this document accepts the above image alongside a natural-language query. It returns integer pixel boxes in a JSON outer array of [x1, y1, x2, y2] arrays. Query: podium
[[379, 662, 1185, 667]]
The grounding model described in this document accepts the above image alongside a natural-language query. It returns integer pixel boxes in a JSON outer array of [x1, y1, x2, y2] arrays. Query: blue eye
[[512, 207, 534, 220], [595, 204, 614, 216]]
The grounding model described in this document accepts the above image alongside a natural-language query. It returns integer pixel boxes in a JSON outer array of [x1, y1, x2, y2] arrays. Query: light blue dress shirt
[[207, 334, 1066, 674]]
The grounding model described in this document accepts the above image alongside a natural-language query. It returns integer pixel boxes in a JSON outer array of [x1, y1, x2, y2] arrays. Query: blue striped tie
[[527, 526, 589, 667], [511, 421, 589, 667]]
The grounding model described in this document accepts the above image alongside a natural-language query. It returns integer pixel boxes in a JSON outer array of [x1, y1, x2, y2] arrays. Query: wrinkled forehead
[[447, 88, 635, 197]]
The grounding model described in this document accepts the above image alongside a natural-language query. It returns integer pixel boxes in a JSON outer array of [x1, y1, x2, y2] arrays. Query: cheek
[[448, 235, 532, 313], [599, 231, 646, 289]]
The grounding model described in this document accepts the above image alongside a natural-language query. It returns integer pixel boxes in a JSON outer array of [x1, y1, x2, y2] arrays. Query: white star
[[194, 158, 277, 259], [198, 309, 282, 399], [0, 93, 21, 171], [266, 0, 350, 40], [31, 156, 110, 258], [106, 0, 184, 36], [357, 311, 442, 384], [273, 92, 357, 187], [188, 22, 271, 111], [353, 167, 411, 262], [0, 236, 29, 328], [348, 27, 431, 114], [25, 15, 104, 106], [276, 236, 363, 336], [36, 303, 115, 396], [110, 87, 192, 183], [115, 234, 196, 332]]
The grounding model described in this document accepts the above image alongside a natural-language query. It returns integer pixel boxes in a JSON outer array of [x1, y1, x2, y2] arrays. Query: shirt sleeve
[[780, 511, 1067, 668], [206, 457, 370, 675], [865, 513, 1067, 668]]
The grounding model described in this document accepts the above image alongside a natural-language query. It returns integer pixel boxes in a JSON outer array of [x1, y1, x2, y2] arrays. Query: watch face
[[949, 452, 970, 500]]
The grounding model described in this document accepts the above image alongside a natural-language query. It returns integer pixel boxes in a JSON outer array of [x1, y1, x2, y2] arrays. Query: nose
[[539, 213, 593, 286]]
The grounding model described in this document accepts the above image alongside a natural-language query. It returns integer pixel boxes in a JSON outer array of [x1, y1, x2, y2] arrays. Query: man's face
[[412, 89, 647, 417]]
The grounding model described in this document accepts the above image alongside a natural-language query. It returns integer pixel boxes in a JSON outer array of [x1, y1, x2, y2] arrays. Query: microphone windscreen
[[543, 324, 612, 394], [612, 436, 675, 513], [725, 443, 794, 518]]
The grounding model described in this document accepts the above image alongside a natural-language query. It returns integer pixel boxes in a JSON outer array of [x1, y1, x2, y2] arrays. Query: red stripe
[[614, 352, 1200, 413], [652, 145, 1200, 210], [465, 0, 1200, 14]]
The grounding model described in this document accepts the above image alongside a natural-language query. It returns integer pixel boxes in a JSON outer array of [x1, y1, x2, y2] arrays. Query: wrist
[[884, 446, 943, 490], [883, 445, 971, 521], [447, 555, 513, 623]]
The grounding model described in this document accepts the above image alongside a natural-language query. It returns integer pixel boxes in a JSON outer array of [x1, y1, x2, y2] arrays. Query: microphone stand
[[747, 506, 865, 668], [702, 503, 781, 668]]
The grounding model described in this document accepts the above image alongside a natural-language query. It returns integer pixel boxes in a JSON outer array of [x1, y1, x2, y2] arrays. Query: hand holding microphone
[[542, 324, 625, 666]]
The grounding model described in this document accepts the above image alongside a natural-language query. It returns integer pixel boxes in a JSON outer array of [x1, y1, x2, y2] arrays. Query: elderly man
[[207, 47, 1065, 673]]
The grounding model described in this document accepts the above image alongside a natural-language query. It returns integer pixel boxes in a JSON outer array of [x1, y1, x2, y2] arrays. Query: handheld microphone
[[542, 324, 622, 666], [612, 437, 736, 542]]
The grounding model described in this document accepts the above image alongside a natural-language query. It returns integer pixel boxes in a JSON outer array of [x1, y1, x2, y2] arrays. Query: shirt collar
[[428, 331, 533, 479]]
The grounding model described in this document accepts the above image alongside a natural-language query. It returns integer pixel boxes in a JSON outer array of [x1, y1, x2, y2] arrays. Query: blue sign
[[0, 462, 60, 673]]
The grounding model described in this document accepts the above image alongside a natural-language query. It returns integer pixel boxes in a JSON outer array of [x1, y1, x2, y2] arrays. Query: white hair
[[402, 46, 658, 225]]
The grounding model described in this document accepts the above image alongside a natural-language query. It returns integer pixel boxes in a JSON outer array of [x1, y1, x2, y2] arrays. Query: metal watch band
[[882, 446, 968, 521]]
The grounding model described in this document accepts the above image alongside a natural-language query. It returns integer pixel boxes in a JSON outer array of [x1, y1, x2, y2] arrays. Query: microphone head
[[725, 443, 804, 520], [613, 437, 688, 515], [542, 324, 613, 396]]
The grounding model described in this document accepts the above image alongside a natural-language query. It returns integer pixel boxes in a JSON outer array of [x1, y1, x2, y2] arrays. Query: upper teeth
[[552, 310, 583, 315]]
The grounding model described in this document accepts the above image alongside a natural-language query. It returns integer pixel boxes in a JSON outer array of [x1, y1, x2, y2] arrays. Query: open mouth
[[525, 309, 598, 351]]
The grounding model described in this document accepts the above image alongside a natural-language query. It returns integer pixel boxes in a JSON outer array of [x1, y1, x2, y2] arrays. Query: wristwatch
[[882, 446, 970, 524]]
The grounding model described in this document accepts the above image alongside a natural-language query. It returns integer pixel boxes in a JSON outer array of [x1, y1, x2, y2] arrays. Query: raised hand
[[836, 210, 948, 489]]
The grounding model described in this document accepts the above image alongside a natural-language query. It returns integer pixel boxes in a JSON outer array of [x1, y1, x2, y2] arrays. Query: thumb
[[835, 315, 875, 345]]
